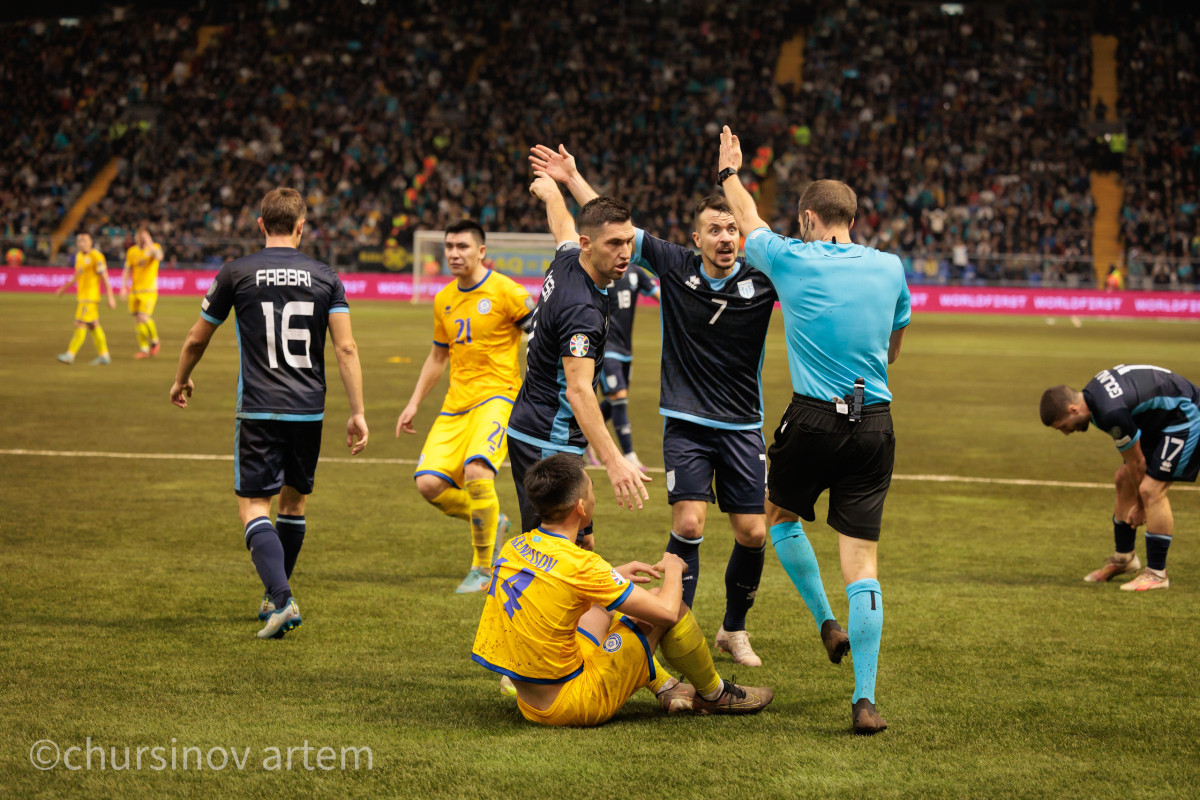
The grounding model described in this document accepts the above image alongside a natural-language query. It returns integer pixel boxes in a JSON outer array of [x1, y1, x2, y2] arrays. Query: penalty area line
[[1, 448, 1196, 492]]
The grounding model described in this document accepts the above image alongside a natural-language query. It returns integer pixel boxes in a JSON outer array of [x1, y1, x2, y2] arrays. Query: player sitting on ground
[[471, 453, 773, 726]]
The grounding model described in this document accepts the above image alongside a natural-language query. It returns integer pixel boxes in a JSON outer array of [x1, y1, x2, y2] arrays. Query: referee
[[718, 126, 911, 734]]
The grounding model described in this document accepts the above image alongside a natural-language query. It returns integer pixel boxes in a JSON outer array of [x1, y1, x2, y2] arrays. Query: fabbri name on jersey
[[256, 268, 312, 287]]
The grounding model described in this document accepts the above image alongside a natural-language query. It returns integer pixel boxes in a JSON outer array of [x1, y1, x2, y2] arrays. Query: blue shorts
[[601, 358, 631, 397], [235, 419, 322, 498], [1141, 425, 1200, 483], [662, 418, 766, 514]]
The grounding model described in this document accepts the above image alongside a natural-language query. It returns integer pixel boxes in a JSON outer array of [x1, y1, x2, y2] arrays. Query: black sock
[[600, 400, 612, 423], [722, 542, 765, 631], [666, 531, 701, 608], [610, 399, 633, 455], [245, 517, 291, 609], [1113, 517, 1136, 554], [1145, 532, 1172, 571], [276, 514, 307, 579]]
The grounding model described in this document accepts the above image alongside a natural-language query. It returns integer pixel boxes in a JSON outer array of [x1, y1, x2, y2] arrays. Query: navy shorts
[[601, 357, 631, 397], [662, 418, 766, 514], [767, 395, 894, 542], [235, 419, 322, 498], [1140, 426, 1200, 483], [508, 436, 592, 541]]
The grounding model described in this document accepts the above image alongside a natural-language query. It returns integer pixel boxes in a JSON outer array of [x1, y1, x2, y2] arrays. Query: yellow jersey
[[471, 528, 634, 683], [125, 243, 160, 294], [432, 270, 533, 412], [74, 249, 108, 302]]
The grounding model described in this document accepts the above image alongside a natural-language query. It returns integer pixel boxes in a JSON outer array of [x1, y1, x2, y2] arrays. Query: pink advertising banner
[[4, 267, 1199, 318]]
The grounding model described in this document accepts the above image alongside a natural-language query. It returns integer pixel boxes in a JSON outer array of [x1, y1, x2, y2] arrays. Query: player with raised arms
[[472, 453, 773, 725], [397, 220, 535, 594], [170, 187, 369, 639], [505, 172, 649, 546], [1041, 364, 1200, 591], [720, 125, 910, 734], [530, 143, 789, 668]]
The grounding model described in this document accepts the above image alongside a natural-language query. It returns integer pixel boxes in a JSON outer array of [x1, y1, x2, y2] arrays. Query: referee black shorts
[[766, 394, 895, 542], [235, 418, 323, 498]]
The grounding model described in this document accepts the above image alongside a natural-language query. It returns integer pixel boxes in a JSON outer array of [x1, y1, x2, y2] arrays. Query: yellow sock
[[659, 610, 722, 698], [464, 478, 500, 569], [146, 318, 158, 343], [91, 324, 109, 356], [430, 486, 471, 522], [646, 657, 673, 693], [68, 327, 87, 356], [136, 322, 149, 350]]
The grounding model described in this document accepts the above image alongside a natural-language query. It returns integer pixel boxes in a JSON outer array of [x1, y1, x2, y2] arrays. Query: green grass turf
[[2, 293, 1199, 799]]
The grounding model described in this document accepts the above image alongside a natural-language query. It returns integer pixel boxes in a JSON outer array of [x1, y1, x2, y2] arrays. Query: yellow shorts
[[516, 616, 654, 727], [74, 301, 99, 324], [415, 397, 513, 486], [128, 292, 158, 316]]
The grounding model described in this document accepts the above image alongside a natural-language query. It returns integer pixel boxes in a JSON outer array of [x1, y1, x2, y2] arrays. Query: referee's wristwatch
[[717, 166, 738, 185]]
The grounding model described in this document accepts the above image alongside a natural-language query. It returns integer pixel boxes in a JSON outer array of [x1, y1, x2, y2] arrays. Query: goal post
[[412, 230, 558, 302]]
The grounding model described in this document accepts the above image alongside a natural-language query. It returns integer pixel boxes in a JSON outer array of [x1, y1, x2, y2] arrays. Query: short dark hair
[[445, 219, 486, 245], [1039, 385, 1078, 426], [693, 194, 733, 230], [523, 453, 589, 523], [260, 187, 306, 235], [577, 196, 632, 238], [798, 179, 857, 227]]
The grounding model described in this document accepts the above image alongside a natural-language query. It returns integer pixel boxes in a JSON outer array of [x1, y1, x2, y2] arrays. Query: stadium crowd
[[0, 0, 1195, 287]]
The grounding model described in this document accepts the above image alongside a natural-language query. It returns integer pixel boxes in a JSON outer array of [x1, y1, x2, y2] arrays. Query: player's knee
[[673, 516, 704, 540], [1138, 480, 1168, 507], [1113, 465, 1127, 487], [734, 525, 767, 548], [414, 474, 448, 502], [463, 459, 496, 482]]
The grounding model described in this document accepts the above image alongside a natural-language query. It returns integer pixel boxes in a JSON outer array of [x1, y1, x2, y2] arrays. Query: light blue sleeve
[[742, 227, 786, 277], [893, 273, 912, 330]]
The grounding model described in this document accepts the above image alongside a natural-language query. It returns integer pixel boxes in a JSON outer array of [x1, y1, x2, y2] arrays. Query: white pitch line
[[2, 448, 1197, 492]]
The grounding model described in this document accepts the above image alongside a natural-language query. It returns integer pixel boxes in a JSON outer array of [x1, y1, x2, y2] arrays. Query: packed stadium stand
[[0, 0, 1195, 288]]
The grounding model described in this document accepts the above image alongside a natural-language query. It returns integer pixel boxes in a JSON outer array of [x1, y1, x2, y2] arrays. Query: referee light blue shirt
[[743, 227, 911, 404]]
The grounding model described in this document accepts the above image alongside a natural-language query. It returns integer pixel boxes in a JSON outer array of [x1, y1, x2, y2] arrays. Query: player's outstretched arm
[[529, 144, 600, 206], [55, 273, 75, 296], [170, 317, 219, 408], [562, 356, 650, 510], [329, 312, 369, 455], [529, 172, 579, 246], [396, 343, 449, 436], [718, 125, 770, 236]]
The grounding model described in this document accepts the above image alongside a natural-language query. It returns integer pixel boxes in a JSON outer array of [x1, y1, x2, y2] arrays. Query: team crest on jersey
[[686, 275, 701, 290], [477, 298, 492, 314], [737, 279, 754, 299], [603, 633, 623, 653], [569, 334, 590, 357], [629, 272, 639, 290], [610, 569, 628, 587]]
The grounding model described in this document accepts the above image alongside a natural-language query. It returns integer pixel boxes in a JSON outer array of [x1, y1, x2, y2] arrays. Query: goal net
[[412, 230, 558, 302]]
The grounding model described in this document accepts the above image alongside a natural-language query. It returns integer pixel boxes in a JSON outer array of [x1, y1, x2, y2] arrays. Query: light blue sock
[[846, 578, 883, 704], [770, 521, 834, 631]]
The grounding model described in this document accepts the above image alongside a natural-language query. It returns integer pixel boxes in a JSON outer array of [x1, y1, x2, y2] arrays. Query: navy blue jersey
[[632, 229, 777, 429], [1083, 364, 1200, 452], [605, 265, 658, 360], [507, 243, 609, 453], [201, 247, 349, 419]]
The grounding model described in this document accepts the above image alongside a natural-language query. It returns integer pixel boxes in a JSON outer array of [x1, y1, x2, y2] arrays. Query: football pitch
[[2, 293, 1198, 799]]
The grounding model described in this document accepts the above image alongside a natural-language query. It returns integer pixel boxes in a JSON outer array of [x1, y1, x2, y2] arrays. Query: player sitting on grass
[[472, 453, 773, 726]]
